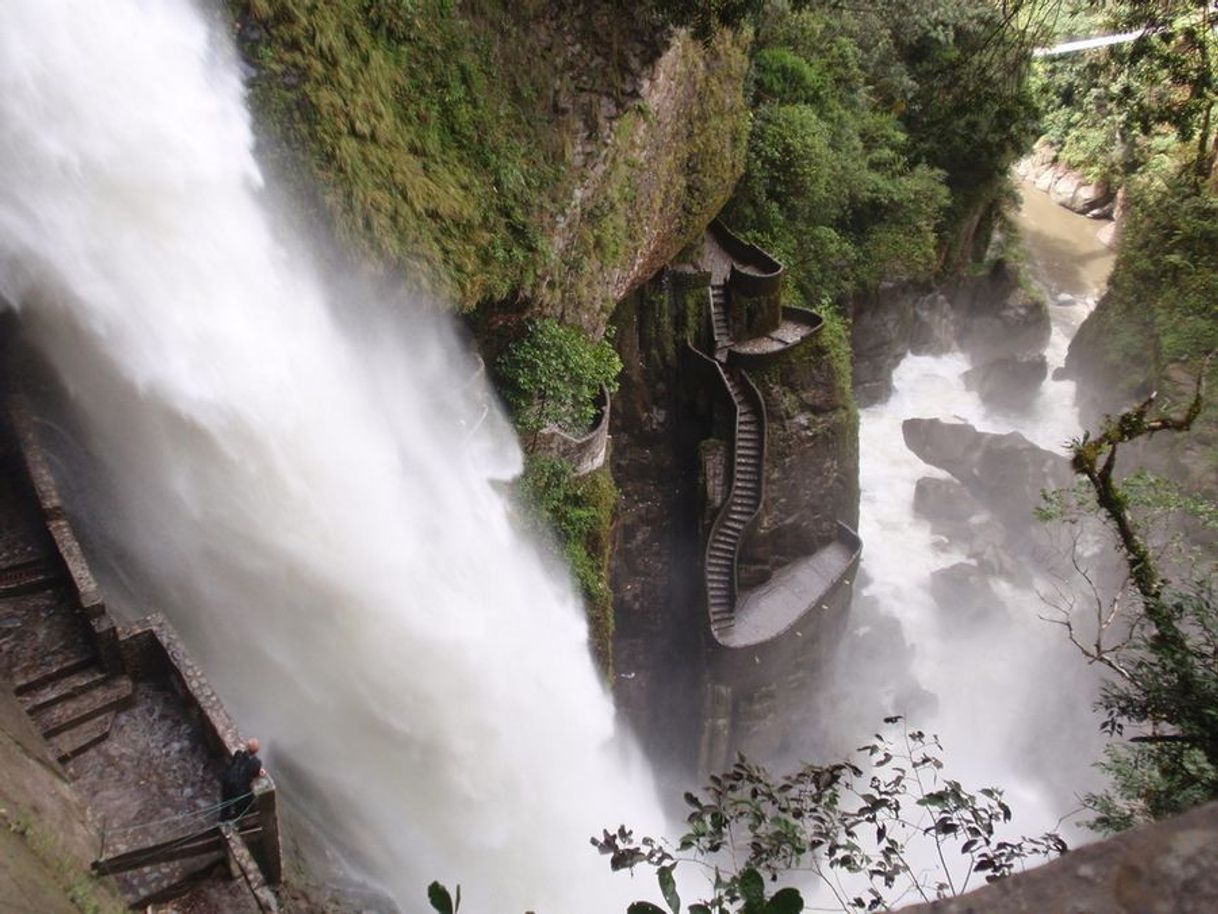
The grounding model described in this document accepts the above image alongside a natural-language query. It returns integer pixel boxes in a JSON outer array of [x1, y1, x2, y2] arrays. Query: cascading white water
[[834, 188, 1119, 849], [0, 1, 662, 909]]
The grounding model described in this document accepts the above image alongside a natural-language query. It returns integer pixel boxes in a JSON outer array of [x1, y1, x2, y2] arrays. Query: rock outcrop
[[901, 418, 1073, 526], [962, 354, 1049, 409], [1015, 141, 1116, 218], [899, 800, 1218, 914], [950, 260, 1051, 366], [851, 261, 1050, 409]]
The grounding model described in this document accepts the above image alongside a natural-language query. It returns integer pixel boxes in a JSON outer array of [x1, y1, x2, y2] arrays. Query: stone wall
[[697, 535, 857, 773], [532, 385, 612, 475], [739, 323, 859, 585]]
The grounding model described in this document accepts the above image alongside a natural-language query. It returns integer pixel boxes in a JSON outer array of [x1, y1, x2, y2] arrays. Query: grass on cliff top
[[232, 0, 590, 306]]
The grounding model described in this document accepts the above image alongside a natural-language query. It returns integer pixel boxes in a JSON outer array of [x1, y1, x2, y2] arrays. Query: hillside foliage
[[722, 0, 1038, 309]]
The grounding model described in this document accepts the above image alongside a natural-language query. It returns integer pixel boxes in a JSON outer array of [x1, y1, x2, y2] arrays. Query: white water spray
[[836, 188, 1119, 847], [0, 1, 661, 909]]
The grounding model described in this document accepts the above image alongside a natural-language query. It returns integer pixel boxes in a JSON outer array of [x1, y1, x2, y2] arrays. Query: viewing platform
[[0, 343, 281, 913]]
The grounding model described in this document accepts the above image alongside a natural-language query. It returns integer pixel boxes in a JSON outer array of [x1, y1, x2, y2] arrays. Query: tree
[[1036, 0, 1218, 185], [595, 720, 1065, 913], [1047, 357, 1218, 831]]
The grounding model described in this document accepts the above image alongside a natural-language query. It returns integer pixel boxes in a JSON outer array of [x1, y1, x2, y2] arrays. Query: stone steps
[[33, 673, 133, 738], [51, 712, 115, 764], [20, 665, 111, 715], [13, 649, 96, 695], [0, 557, 60, 596]]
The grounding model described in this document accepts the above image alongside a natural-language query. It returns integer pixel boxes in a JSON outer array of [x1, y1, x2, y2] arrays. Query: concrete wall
[[0, 686, 127, 913]]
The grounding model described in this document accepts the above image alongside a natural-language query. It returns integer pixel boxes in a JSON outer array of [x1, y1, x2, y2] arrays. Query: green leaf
[[427, 882, 454, 914], [764, 887, 804, 914], [627, 903, 668, 914], [689, 906, 713, 914], [658, 865, 681, 914], [738, 868, 765, 905]]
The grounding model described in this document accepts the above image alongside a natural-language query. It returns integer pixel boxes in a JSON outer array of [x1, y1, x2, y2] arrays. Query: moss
[[517, 456, 619, 677], [228, 0, 651, 308], [551, 29, 749, 327], [230, 2, 748, 324]]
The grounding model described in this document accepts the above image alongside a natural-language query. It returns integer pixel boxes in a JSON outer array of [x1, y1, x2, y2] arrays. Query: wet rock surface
[[951, 260, 1051, 366], [929, 561, 1005, 626], [962, 354, 1048, 408], [899, 800, 1218, 914], [913, 476, 980, 529], [902, 418, 1073, 526]]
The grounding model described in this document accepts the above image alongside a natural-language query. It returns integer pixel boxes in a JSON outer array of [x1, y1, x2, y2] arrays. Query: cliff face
[[231, 0, 748, 326], [1063, 180, 1218, 500], [541, 29, 750, 334], [738, 317, 858, 585], [235, 0, 859, 780]]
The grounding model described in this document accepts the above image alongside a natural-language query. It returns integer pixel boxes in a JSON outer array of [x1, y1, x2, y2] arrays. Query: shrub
[[496, 318, 622, 437]]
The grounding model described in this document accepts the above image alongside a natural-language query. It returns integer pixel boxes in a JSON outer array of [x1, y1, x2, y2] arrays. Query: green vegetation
[[1034, 0, 1216, 186], [232, 0, 575, 304], [721, 0, 1038, 309], [495, 318, 621, 672], [1053, 377, 1218, 832], [1, 810, 126, 914], [230, 0, 750, 320], [517, 457, 619, 673], [594, 721, 1064, 913], [1037, 2, 1218, 498], [496, 318, 622, 438]]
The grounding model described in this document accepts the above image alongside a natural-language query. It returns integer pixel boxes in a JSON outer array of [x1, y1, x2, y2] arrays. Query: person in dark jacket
[[220, 737, 266, 822]]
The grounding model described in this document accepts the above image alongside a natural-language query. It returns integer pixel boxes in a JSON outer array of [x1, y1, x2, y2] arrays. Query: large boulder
[[851, 284, 958, 407], [851, 283, 917, 407], [902, 418, 1074, 527], [950, 260, 1050, 365], [962, 354, 1048, 409], [913, 477, 980, 529], [929, 561, 1005, 627]]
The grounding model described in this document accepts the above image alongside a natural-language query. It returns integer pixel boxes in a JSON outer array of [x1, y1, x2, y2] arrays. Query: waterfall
[[0, 1, 660, 909]]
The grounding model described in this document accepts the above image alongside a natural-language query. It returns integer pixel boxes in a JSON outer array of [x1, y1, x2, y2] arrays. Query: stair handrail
[[688, 286, 769, 642]]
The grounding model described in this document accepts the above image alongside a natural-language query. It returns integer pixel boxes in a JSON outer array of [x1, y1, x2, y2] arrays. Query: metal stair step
[[34, 675, 133, 738]]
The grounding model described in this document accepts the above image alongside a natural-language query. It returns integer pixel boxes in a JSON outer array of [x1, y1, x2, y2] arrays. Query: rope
[[96, 805, 262, 874], [103, 791, 254, 835]]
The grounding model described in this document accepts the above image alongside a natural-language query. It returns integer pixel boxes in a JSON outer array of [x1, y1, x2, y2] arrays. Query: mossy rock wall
[[1064, 181, 1218, 500], [229, 0, 748, 330], [542, 30, 750, 335]]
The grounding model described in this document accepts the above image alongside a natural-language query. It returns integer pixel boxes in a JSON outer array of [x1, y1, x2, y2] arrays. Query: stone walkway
[[0, 409, 260, 912], [729, 317, 818, 355], [725, 537, 856, 648]]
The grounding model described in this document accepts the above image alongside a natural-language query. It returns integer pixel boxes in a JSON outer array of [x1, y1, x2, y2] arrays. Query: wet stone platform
[[0, 410, 263, 911]]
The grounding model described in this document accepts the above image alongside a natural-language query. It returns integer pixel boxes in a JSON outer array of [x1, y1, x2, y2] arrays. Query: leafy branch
[[594, 720, 1065, 913]]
